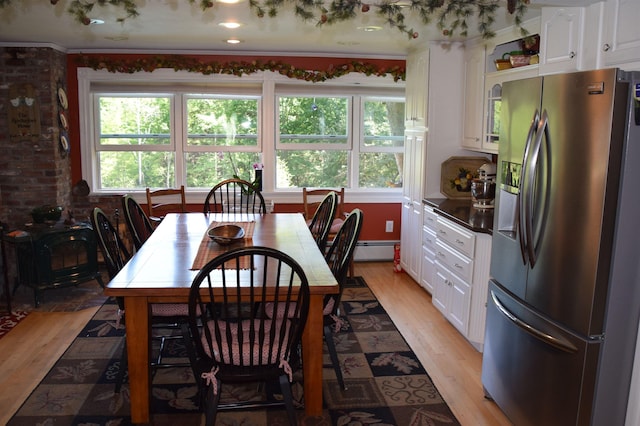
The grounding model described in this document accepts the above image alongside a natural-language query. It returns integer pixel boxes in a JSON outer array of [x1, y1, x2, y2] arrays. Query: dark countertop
[[424, 198, 493, 235]]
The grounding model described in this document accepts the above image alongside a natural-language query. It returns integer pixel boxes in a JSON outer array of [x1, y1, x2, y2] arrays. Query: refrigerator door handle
[[523, 110, 549, 267], [490, 290, 578, 353], [518, 110, 540, 265]]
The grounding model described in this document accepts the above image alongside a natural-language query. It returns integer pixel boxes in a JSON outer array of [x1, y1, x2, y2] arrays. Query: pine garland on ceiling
[[0, 0, 530, 39]]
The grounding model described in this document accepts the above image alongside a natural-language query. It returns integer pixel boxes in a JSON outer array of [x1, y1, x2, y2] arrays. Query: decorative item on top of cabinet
[[539, 7, 584, 75], [601, 0, 640, 68]]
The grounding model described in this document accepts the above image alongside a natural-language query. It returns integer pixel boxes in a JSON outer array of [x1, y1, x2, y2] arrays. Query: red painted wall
[[65, 53, 405, 243], [273, 203, 402, 241]]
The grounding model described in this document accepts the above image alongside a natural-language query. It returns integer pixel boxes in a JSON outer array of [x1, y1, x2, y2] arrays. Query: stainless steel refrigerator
[[482, 68, 640, 426]]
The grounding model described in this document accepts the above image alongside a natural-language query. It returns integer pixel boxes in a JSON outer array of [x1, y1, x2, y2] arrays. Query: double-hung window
[[359, 97, 405, 188], [92, 85, 261, 191], [82, 70, 404, 196], [97, 94, 174, 190], [275, 89, 404, 190], [184, 95, 261, 188], [276, 94, 350, 188]]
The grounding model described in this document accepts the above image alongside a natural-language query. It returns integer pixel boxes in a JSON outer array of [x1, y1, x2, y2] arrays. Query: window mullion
[[174, 93, 186, 187], [351, 95, 362, 189]]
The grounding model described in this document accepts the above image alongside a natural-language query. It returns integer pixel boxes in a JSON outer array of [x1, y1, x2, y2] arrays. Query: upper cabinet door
[[482, 67, 539, 154], [462, 43, 485, 151], [405, 48, 429, 129], [602, 0, 640, 67], [539, 7, 584, 75]]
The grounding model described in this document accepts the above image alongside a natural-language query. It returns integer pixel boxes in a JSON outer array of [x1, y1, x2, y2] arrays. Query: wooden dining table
[[103, 212, 338, 424]]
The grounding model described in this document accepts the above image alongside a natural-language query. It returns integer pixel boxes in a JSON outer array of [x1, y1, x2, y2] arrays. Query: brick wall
[[0, 47, 128, 288], [0, 46, 71, 229]]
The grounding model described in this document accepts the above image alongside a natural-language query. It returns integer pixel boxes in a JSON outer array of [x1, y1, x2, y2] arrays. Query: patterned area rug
[[10, 277, 107, 313], [8, 276, 460, 425], [0, 310, 29, 339]]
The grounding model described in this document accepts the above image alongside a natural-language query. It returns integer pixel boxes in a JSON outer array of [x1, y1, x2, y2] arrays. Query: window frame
[[78, 68, 405, 204]]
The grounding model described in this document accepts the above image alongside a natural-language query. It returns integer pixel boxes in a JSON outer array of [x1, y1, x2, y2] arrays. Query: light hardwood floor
[[0, 261, 512, 425]]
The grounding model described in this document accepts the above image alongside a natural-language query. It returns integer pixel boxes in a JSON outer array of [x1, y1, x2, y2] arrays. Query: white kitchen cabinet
[[482, 66, 539, 154], [404, 48, 429, 128], [539, 7, 584, 75], [461, 17, 541, 154], [400, 129, 426, 282], [434, 262, 472, 335], [421, 205, 438, 294], [462, 41, 486, 151], [601, 0, 640, 68], [433, 222, 473, 336], [431, 214, 492, 351]]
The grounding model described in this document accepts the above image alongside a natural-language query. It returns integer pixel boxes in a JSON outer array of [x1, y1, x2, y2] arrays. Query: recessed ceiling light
[[90, 19, 105, 25], [226, 39, 242, 44], [105, 35, 129, 41], [219, 22, 242, 29], [357, 26, 382, 32]]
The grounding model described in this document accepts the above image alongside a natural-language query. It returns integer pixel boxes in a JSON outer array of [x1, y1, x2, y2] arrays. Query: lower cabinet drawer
[[434, 240, 473, 282], [423, 206, 438, 230], [436, 217, 475, 258], [422, 227, 437, 252]]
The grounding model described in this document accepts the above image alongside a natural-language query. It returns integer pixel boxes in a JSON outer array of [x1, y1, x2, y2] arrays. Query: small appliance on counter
[[471, 163, 496, 209]]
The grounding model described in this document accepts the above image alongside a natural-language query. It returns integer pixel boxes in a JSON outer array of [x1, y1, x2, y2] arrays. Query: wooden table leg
[[124, 297, 151, 424], [302, 294, 324, 416]]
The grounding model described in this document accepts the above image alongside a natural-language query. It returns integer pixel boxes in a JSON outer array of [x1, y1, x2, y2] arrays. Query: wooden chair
[[323, 208, 363, 390], [90, 207, 197, 393], [188, 246, 309, 426], [203, 178, 266, 214], [122, 195, 154, 251], [145, 185, 186, 223], [307, 191, 338, 253], [303, 187, 345, 235], [303, 188, 354, 275]]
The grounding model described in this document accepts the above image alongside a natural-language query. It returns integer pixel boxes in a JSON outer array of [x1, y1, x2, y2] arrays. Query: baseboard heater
[[353, 240, 398, 262]]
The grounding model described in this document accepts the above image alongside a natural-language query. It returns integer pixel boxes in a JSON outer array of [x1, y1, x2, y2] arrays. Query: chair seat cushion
[[202, 318, 291, 365], [306, 218, 344, 235], [329, 218, 344, 234]]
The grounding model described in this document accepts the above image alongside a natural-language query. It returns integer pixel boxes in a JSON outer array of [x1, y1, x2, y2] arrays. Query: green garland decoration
[[76, 55, 406, 82], [0, 0, 530, 40]]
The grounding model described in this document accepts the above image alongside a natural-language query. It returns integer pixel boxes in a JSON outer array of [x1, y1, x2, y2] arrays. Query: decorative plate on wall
[[60, 133, 70, 154], [440, 156, 490, 199], [57, 86, 68, 110], [59, 112, 69, 131]]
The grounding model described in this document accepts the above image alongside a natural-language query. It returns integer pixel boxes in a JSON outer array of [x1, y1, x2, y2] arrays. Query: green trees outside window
[[92, 83, 404, 192]]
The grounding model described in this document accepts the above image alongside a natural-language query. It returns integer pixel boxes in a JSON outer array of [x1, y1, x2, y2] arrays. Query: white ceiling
[[0, 0, 542, 58]]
